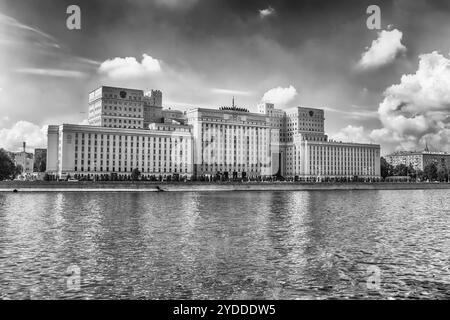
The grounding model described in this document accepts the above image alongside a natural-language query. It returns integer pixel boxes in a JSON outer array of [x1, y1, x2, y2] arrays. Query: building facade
[[143, 90, 163, 127], [386, 150, 450, 171], [47, 123, 193, 179], [12, 142, 34, 174], [88, 86, 145, 129], [47, 86, 381, 180], [186, 107, 274, 179], [257, 103, 380, 179]]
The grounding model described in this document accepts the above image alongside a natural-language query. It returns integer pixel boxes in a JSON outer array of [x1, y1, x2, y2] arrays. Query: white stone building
[[47, 123, 193, 179], [47, 86, 381, 180]]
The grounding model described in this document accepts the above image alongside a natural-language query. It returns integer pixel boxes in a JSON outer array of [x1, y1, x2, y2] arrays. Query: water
[[0, 189, 449, 300]]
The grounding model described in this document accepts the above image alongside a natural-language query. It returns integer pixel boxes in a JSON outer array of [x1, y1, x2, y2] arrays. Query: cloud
[[153, 0, 198, 9], [331, 125, 371, 143], [0, 121, 47, 151], [369, 51, 450, 152], [15, 68, 86, 78], [0, 115, 9, 127], [0, 12, 60, 48], [358, 29, 406, 70], [75, 57, 102, 66], [259, 6, 275, 18], [211, 88, 252, 96], [261, 85, 297, 106], [98, 54, 162, 78], [323, 106, 378, 120]]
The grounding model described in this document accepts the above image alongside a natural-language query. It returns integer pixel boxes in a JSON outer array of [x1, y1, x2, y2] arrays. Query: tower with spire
[[218, 96, 249, 112]]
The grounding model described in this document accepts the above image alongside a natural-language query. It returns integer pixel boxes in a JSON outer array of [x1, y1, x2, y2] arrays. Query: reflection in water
[[0, 190, 449, 299]]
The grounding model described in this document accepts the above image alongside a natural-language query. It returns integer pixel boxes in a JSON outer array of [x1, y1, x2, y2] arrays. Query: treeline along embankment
[[1, 181, 450, 192]]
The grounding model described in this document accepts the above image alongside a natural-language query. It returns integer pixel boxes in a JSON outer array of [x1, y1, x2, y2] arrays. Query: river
[[0, 189, 449, 299]]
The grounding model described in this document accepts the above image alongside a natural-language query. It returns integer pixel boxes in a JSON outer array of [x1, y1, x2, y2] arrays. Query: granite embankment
[[1, 181, 450, 192]]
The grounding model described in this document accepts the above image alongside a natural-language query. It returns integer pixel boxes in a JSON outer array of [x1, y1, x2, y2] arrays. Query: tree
[[380, 157, 393, 179], [423, 162, 438, 181], [34, 152, 47, 172], [39, 159, 46, 172], [416, 169, 424, 181], [13, 164, 23, 177], [407, 164, 417, 180], [394, 163, 408, 176], [0, 149, 16, 180], [131, 168, 141, 181], [436, 163, 448, 182]]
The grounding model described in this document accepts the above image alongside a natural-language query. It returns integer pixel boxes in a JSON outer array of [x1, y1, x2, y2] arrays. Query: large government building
[[47, 86, 381, 180]]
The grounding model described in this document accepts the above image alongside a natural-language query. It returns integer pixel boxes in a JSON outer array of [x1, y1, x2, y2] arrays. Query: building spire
[[232, 96, 235, 108], [425, 140, 429, 152]]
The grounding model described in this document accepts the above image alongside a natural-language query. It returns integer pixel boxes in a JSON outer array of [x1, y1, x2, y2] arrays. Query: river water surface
[[0, 189, 449, 299]]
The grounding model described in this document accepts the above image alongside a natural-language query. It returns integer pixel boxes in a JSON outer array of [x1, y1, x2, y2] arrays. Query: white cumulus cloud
[[261, 85, 297, 107], [369, 51, 450, 152], [98, 54, 162, 78], [0, 121, 47, 151], [259, 6, 275, 18], [211, 88, 251, 96], [358, 29, 406, 70], [331, 125, 371, 143]]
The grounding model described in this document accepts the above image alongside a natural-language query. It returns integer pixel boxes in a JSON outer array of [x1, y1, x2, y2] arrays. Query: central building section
[[186, 107, 278, 179]]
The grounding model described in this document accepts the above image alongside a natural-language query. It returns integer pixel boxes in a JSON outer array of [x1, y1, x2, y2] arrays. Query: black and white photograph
[[0, 0, 449, 308]]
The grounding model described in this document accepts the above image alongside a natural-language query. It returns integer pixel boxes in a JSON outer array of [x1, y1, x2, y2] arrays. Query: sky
[[1, 0, 450, 154]]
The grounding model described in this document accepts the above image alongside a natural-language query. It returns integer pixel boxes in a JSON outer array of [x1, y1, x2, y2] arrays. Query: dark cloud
[[1, 0, 450, 153]]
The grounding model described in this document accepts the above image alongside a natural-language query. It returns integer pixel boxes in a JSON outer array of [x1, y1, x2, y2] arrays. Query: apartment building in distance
[[12, 142, 35, 174], [47, 85, 381, 180], [385, 148, 450, 171]]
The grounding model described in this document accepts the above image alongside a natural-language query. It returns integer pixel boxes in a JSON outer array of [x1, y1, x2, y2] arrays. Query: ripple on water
[[0, 190, 449, 299]]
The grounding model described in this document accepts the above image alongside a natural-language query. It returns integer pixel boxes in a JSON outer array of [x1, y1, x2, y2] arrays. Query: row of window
[[102, 94, 142, 101], [104, 118, 142, 124], [74, 167, 189, 173], [74, 133, 186, 142], [103, 105, 142, 112]]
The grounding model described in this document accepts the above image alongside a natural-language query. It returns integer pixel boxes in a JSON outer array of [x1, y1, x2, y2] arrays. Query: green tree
[[39, 159, 46, 172], [407, 164, 417, 180], [380, 157, 394, 179], [34, 152, 47, 172], [436, 163, 448, 182], [416, 169, 424, 181], [14, 164, 23, 177], [0, 149, 16, 180], [131, 168, 141, 181], [424, 162, 437, 181], [394, 163, 408, 176]]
